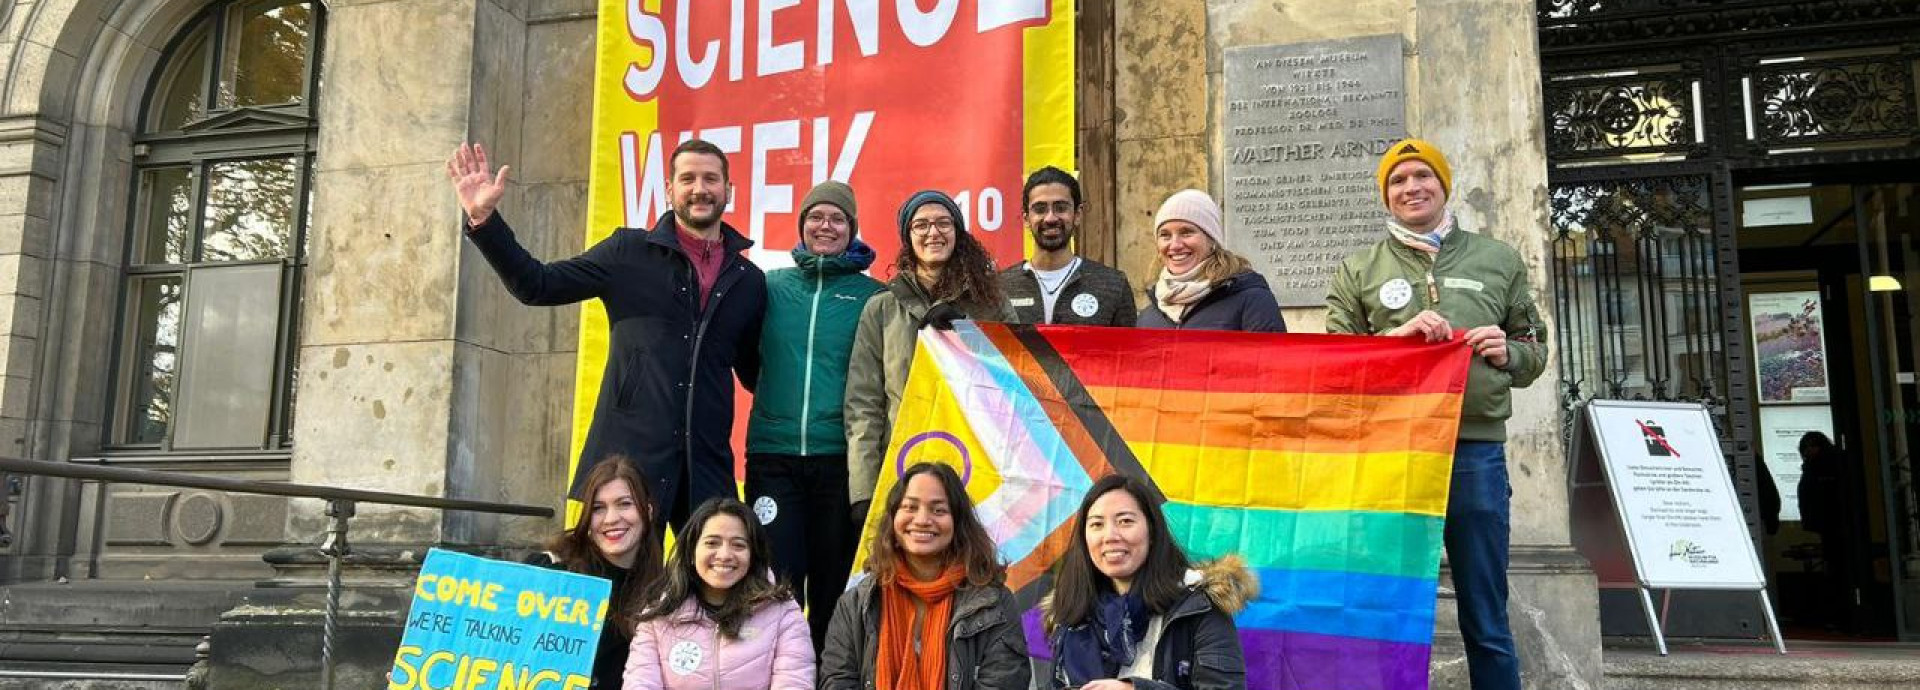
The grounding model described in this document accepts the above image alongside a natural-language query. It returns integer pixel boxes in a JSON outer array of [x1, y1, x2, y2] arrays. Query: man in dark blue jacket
[[447, 139, 767, 534]]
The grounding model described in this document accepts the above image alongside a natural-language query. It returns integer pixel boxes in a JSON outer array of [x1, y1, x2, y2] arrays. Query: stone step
[[0, 661, 187, 690], [1604, 639, 1920, 689], [0, 580, 250, 667]]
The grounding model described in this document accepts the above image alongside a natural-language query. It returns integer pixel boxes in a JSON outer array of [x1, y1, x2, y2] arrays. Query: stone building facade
[[0, 0, 1601, 686]]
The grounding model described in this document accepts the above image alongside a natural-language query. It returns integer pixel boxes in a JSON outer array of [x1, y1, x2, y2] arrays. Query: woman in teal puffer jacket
[[743, 181, 885, 652]]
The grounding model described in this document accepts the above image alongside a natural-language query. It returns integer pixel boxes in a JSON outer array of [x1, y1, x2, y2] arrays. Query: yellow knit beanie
[[1375, 138, 1452, 206]]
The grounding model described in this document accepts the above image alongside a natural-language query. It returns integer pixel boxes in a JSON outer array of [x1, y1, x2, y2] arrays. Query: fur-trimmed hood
[[1187, 554, 1257, 615]]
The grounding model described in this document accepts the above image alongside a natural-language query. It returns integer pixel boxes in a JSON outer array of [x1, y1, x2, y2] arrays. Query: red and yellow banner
[[571, 1, 1077, 518]]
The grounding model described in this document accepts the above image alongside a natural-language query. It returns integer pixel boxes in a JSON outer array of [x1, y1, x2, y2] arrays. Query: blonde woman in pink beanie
[[1136, 190, 1286, 332]]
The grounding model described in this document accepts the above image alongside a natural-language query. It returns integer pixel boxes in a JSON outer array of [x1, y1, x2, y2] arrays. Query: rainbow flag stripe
[[853, 322, 1468, 690]]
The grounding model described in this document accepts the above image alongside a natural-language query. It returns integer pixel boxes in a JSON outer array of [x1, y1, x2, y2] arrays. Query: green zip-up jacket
[[1325, 225, 1548, 441], [744, 242, 885, 456]]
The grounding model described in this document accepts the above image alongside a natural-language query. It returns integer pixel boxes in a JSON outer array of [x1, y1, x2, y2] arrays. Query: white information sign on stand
[[1572, 400, 1785, 655]]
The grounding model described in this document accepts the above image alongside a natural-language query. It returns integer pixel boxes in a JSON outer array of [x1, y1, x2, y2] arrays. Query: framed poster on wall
[[1747, 290, 1831, 404], [1755, 404, 1834, 522]]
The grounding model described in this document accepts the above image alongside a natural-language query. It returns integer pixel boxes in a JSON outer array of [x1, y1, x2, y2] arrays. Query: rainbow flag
[[853, 321, 1469, 689]]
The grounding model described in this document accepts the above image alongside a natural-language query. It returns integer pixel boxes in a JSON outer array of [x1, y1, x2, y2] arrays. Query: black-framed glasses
[[1027, 201, 1076, 217], [804, 210, 849, 228], [910, 218, 957, 235]]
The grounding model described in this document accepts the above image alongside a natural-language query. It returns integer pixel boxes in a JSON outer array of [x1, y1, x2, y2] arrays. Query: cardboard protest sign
[[387, 548, 612, 690]]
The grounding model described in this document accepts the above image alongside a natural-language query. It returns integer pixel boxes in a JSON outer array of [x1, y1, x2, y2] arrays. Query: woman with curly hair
[[623, 498, 812, 689], [819, 462, 1030, 690], [526, 457, 665, 688], [843, 190, 1015, 523]]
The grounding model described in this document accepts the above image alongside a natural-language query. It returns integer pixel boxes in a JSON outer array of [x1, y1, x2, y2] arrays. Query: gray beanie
[[800, 180, 859, 238]]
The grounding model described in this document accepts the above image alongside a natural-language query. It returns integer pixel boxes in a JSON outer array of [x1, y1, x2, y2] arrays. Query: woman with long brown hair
[[624, 498, 812, 689], [819, 462, 1029, 690], [844, 191, 1015, 526], [1045, 474, 1253, 690], [527, 457, 665, 688]]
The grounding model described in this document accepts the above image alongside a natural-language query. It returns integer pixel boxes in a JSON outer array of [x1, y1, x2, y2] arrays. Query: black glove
[[850, 500, 872, 531], [921, 302, 964, 331]]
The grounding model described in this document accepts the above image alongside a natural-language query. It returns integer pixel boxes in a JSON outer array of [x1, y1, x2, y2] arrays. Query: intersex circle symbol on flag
[[895, 430, 973, 484]]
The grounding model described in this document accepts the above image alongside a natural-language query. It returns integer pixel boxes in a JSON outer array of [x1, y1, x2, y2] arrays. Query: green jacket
[[1325, 225, 1548, 441], [844, 275, 1016, 503], [745, 243, 885, 456]]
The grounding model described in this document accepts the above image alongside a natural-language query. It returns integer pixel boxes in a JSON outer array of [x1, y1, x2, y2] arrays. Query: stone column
[[206, 0, 587, 685], [1116, 1, 1601, 687]]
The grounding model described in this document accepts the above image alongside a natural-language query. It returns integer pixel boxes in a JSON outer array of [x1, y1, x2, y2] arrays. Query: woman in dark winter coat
[[819, 462, 1030, 690], [1136, 190, 1286, 332], [1046, 474, 1254, 690], [844, 191, 1015, 524], [526, 458, 665, 688]]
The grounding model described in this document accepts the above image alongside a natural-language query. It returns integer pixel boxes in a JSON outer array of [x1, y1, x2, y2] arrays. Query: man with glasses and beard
[[997, 167, 1137, 326], [447, 139, 767, 536]]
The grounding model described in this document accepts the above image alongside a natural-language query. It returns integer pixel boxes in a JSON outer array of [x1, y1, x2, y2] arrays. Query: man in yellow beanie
[[1325, 138, 1546, 690]]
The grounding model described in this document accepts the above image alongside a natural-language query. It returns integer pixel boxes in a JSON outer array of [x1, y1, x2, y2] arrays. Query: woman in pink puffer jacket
[[624, 498, 814, 690]]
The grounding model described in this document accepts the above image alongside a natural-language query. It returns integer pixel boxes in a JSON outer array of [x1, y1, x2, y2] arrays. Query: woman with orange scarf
[[819, 462, 1031, 690]]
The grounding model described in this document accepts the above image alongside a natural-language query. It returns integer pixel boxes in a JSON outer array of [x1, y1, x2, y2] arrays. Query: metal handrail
[[0, 457, 552, 517], [0, 456, 555, 689]]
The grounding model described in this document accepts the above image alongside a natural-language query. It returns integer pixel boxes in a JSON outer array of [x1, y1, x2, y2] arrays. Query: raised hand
[[446, 142, 510, 226]]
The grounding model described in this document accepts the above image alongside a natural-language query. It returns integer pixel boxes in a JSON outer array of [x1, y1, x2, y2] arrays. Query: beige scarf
[[1386, 209, 1456, 256], [1153, 259, 1215, 324]]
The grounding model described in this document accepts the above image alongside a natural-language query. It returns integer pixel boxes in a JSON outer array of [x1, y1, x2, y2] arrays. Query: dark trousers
[[744, 452, 856, 654], [1449, 441, 1521, 690]]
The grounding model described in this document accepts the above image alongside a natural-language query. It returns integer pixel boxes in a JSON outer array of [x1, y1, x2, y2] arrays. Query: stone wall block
[[1114, 0, 1209, 141], [5, 42, 80, 120], [314, 0, 477, 172], [455, 180, 585, 354], [513, 19, 595, 185], [0, 290, 44, 337], [0, 333, 39, 382], [0, 173, 55, 224], [1206, 1, 1400, 49], [1114, 134, 1209, 297], [0, 252, 50, 298], [24, 0, 104, 62], [530, 0, 598, 21], [468, 0, 528, 171], [443, 342, 568, 547], [44, 258, 122, 435], [304, 162, 459, 345], [286, 339, 456, 543]]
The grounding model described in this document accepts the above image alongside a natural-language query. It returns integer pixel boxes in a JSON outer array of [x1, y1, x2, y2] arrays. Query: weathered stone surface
[[454, 181, 587, 356], [314, 0, 476, 172], [443, 342, 571, 547], [1114, 134, 1209, 298], [287, 339, 455, 543], [0, 252, 51, 299], [515, 19, 596, 185], [468, 0, 529, 167], [1115, 0, 1210, 141], [304, 162, 461, 345], [105, 491, 176, 546]]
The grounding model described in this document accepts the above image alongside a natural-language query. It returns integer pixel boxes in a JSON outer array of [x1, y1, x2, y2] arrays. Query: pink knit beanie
[[1153, 189, 1225, 245]]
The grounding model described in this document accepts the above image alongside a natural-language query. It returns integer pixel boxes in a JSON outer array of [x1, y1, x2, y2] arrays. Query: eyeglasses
[[1027, 201, 1076, 217], [909, 218, 957, 236], [804, 210, 849, 228]]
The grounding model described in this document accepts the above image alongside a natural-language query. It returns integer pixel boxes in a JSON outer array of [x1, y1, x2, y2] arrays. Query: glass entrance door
[[1856, 182, 1920, 641]]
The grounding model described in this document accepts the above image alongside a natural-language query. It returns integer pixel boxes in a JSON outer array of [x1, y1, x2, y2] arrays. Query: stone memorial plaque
[[1224, 35, 1407, 307]]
